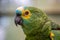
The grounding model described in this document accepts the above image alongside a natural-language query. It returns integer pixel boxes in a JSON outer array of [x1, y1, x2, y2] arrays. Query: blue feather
[[16, 10, 22, 14]]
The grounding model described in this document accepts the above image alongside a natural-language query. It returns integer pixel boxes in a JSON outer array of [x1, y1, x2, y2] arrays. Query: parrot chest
[[23, 23, 51, 40], [25, 27, 51, 40], [22, 19, 51, 40]]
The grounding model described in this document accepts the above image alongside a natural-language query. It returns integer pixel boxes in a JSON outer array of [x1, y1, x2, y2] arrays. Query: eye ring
[[24, 11, 29, 16], [22, 10, 32, 19]]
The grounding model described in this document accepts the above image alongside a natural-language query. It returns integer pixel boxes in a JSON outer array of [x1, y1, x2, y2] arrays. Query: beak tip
[[15, 23, 17, 26], [15, 21, 17, 26]]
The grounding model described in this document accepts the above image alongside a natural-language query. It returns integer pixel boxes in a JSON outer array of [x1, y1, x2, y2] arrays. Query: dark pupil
[[25, 11, 29, 15]]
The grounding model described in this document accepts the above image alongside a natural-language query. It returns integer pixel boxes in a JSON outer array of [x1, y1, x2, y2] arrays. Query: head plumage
[[16, 6, 27, 14]]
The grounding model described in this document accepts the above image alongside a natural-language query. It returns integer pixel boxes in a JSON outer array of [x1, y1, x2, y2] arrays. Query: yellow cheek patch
[[21, 10, 32, 19]]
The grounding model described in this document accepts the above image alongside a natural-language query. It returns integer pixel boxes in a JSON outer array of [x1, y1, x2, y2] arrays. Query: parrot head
[[15, 6, 47, 27]]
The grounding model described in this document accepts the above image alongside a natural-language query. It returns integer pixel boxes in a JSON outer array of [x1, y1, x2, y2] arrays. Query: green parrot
[[14, 6, 60, 40]]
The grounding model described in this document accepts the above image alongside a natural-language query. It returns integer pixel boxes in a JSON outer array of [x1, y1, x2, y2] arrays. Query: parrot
[[14, 6, 60, 40]]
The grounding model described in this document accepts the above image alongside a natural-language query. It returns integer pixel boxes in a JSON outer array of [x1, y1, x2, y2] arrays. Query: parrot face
[[15, 6, 47, 27]]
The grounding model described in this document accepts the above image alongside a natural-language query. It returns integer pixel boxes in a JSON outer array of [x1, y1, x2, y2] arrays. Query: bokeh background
[[0, 0, 60, 40]]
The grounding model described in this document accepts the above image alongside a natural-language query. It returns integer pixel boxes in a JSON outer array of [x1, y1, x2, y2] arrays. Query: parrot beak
[[14, 16, 23, 26]]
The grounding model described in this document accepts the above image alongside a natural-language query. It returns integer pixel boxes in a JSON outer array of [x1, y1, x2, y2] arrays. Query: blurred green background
[[0, 0, 60, 40]]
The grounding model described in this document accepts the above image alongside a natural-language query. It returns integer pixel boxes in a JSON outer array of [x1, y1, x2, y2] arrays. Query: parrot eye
[[24, 11, 29, 16], [22, 10, 31, 19]]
